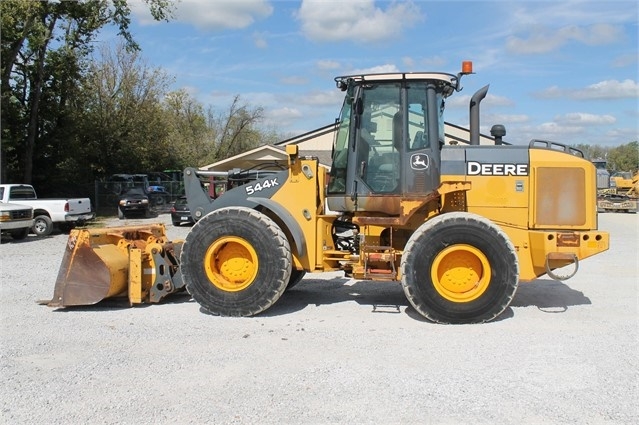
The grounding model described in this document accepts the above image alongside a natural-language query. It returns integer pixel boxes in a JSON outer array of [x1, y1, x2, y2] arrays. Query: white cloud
[[296, 0, 422, 43], [402, 57, 415, 69], [266, 107, 303, 120], [537, 122, 584, 135], [129, 1, 159, 25], [280, 75, 308, 85], [509, 2, 633, 28], [499, 122, 585, 146], [538, 80, 639, 100], [346, 64, 400, 75], [316, 60, 341, 71], [506, 28, 564, 54], [134, 0, 274, 30], [252, 32, 268, 48], [401, 56, 449, 71], [420, 56, 448, 69], [447, 93, 514, 109], [484, 94, 516, 108], [304, 90, 343, 107], [612, 53, 639, 68], [506, 23, 623, 54], [554, 113, 616, 126], [484, 114, 529, 125], [603, 127, 639, 141], [263, 106, 304, 131]]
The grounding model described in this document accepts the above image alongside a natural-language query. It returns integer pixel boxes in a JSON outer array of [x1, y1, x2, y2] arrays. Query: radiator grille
[[11, 209, 32, 220], [535, 167, 586, 226]]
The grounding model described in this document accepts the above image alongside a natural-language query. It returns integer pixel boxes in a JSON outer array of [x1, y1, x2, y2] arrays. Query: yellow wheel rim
[[204, 236, 258, 292], [431, 244, 491, 303]]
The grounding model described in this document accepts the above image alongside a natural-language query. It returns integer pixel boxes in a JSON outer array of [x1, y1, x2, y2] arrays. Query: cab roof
[[335, 72, 458, 86]]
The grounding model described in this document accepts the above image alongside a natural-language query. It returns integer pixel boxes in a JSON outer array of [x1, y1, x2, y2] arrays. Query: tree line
[[1, 0, 637, 199], [576, 142, 638, 174], [1, 0, 281, 197]]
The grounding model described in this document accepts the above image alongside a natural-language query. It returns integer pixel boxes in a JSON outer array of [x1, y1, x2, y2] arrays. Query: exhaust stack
[[469, 85, 489, 146]]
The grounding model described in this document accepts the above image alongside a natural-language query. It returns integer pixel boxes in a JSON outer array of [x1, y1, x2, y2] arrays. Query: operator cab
[[326, 68, 469, 216]]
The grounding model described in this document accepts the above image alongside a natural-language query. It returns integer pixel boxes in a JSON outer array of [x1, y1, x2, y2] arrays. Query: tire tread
[[181, 207, 291, 316], [401, 212, 519, 324]]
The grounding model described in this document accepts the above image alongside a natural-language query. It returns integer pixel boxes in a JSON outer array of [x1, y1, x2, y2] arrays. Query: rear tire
[[153, 195, 166, 206], [181, 207, 292, 316], [401, 212, 519, 324], [32, 215, 53, 237], [58, 223, 73, 233]]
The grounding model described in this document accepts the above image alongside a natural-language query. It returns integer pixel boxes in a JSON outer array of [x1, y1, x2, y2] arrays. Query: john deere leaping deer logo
[[410, 154, 429, 170]]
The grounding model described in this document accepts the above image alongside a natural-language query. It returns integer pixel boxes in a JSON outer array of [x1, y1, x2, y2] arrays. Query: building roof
[[200, 145, 288, 171]]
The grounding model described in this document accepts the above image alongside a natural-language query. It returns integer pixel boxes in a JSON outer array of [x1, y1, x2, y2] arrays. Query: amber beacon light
[[461, 61, 473, 74]]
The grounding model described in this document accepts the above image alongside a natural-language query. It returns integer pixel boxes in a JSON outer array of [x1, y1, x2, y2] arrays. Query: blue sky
[[106, 0, 637, 147]]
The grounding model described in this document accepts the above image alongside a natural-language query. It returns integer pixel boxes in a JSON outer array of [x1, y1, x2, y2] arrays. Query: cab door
[[403, 82, 442, 196]]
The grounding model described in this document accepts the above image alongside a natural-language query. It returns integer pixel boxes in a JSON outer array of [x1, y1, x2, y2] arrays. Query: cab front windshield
[[327, 96, 352, 193]]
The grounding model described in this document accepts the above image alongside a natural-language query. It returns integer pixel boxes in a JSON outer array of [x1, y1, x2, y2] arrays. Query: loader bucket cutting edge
[[45, 224, 177, 308]]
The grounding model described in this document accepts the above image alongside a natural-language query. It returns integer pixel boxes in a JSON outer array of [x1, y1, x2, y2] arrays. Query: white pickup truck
[[0, 202, 34, 240], [0, 184, 95, 236]]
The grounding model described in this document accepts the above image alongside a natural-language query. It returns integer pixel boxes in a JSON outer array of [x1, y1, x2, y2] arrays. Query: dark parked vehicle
[[170, 196, 194, 226], [146, 185, 170, 207], [118, 188, 151, 219]]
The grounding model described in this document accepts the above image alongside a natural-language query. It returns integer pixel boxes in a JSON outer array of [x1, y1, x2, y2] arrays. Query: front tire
[[286, 270, 306, 290], [400, 212, 519, 324], [10, 227, 30, 240], [32, 215, 53, 237], [181, 207, 292, 316]]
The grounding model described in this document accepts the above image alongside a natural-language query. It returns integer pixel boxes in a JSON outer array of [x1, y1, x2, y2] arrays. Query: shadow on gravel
[[43, 292, 194, 312], [510, 278, 591, 311], [0, 234, 38, 244], [42, 277, 592, 322], [263, 276, 592, 323], [260, 277, 409, 318]]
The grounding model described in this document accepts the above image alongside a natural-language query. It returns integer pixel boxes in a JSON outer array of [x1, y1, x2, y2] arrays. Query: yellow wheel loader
[[597, 170, 638, 213], [46, 62, 609, 324]]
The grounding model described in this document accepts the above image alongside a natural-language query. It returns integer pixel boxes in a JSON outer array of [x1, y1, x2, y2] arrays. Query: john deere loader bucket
[[45, 224, 184, 307]]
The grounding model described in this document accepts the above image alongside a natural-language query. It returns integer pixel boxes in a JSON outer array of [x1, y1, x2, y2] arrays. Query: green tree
[[575, 144, 609, 162], [162, 89, 214, 168], [77, 45, 269, 178], [0, 0, 175, 186], [209, 95, 265, 161], [606, 141, 639, 172], [79, 42, 174, 176]]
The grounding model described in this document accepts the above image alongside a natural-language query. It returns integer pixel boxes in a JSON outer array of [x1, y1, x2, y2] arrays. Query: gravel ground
[[1, 212, 637, 425]]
